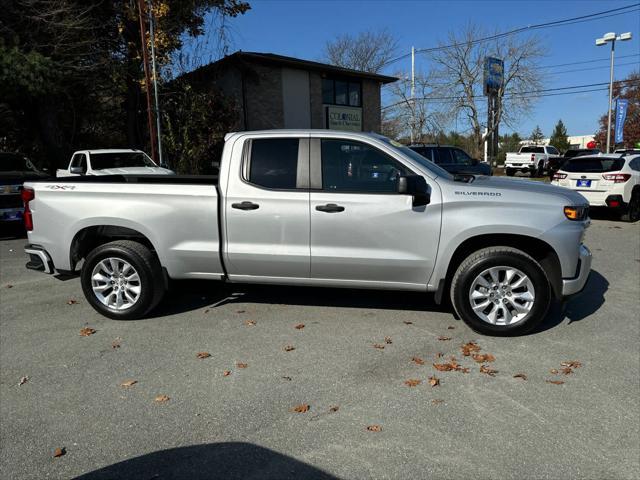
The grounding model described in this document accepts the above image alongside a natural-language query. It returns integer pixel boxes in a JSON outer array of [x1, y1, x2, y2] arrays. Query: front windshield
[[0, 153, 38, 172], [90, 152, 157, 170], [377, 137, 454, 180]]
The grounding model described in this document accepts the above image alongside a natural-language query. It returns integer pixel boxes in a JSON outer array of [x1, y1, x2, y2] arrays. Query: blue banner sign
[[484, 57, 504, 95], [614, 99, 628, 145]]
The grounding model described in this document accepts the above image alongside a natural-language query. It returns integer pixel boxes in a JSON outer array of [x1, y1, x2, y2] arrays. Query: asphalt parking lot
[[1, 214, 639, 480]]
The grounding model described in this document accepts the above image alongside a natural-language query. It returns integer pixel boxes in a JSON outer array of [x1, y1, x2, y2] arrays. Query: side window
[[437, 148, 453, 164], [629, 158, 640, 171], [547, 146, 559, 155], [321, 139, 411, 193], [247, 138, 299, 189], [71, 154, 87, 173], [451, 148, 473, 165]]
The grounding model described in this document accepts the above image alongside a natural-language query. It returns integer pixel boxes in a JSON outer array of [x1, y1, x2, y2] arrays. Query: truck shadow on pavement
[[153, 270, 608, 334], [73, 442, 338, 480]]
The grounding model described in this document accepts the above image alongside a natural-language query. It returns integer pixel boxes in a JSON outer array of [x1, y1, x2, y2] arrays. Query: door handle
[[232, 201, 260, 211], [315, 203, 345, 213]]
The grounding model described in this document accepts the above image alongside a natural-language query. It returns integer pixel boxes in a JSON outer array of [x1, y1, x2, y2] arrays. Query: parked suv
[[551, 154, 640, 222], [548, 148, 601, 177], [408, 144, 492, 176]]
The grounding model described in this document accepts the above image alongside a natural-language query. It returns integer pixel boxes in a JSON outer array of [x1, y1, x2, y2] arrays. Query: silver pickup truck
[[22, 130, 592, 336]]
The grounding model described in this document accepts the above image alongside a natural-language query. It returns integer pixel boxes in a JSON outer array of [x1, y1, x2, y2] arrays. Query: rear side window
[[321, 139, 411, 193], [562, 157, 625, 173], [248, 138, 299, 189], [520, 146, 544, 153]]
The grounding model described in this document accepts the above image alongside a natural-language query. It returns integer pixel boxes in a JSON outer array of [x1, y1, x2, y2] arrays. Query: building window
[[322, 78, 361, 107]]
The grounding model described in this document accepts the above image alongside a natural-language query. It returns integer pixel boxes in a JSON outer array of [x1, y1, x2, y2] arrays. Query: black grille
[[0, 194, 22, 209]]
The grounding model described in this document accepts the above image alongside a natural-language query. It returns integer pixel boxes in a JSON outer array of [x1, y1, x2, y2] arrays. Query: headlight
[[564, 205, 589, 221]]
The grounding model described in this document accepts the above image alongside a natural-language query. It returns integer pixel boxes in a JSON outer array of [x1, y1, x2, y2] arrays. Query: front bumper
[[561, 244, 592, 297], [24, 244, 55, 274]]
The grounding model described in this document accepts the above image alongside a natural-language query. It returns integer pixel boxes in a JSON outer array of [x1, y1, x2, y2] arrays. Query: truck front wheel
[[450, 247, 551, 336], [505, 168, 516, 177], [81, 240, 165, 320]]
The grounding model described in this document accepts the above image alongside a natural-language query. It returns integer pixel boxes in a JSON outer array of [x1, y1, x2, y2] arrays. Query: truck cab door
[[223, 136, 311, 280], [308, 137, 441, 289]]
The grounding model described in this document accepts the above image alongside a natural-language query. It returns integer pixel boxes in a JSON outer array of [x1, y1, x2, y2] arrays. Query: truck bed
[[24, 175, 223, 280]]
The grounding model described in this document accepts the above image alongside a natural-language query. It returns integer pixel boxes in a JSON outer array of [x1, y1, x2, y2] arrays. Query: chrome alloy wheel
[[91, 257, 141, 311], [468, 266, 535, 326]]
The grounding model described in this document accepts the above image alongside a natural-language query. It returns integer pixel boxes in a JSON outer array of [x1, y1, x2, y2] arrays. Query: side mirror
[[69, 166, 84, 175], [472, 158, 480, 165], [398, 175, 430, 207]]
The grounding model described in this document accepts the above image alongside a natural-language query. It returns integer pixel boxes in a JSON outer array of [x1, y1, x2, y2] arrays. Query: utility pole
[[410, 46, 415, 144], [137, 0, 158, 164], [147, 0, 163, 166]]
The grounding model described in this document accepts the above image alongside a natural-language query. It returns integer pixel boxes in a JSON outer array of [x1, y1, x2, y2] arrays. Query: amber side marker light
[[564, 206, 587, 221]]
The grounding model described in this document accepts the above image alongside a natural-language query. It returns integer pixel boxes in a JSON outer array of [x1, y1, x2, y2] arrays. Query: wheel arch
[[70, 225, 158, 271], [436, 233, 563, 303]]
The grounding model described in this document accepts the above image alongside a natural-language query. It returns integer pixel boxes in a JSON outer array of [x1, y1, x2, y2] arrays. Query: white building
[[520, 134, 596, 149]]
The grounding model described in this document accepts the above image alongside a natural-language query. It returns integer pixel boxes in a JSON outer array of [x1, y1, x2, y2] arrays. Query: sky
[[201, 0, 640, 138]]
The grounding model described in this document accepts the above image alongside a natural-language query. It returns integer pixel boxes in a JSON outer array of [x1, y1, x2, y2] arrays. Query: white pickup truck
[[22, 130, 592, 336], [56, 149, 173, 177], [505, 145, 561, 177]]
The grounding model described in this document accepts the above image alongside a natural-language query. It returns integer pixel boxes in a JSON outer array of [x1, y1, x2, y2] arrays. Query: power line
[[381, 79, 640, 110], [546, 60, 640, 75], [382, 3, 640, 67], [540, 53, 639, 70]]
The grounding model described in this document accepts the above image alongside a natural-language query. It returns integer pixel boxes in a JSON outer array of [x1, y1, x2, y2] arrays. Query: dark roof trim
[[201, 51, 398, 84]]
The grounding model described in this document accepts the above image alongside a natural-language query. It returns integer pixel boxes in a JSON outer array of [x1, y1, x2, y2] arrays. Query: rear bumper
[[24, 244, 55, 274], [561, 244, 591, 297]]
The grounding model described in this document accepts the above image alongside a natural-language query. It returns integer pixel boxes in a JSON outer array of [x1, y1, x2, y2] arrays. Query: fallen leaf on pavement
[[561, 367, 573, 375], [236, 310, 246, 314], [294, 323, 305, 330], [438, 336, 451, 341], [366, 425, 382, 432], [433, 362, 469, 373], [461, 341, 481, 356], [372, 343, 385, 350], [428, 376, 440, 387], [204, 309, 210, 313], [290, 404, 310, 413], [154, 395, 170, 403], [550, 369, 559, 375], [479, 365, 498, 376], [196, 352, 211, 359], [53, 447, 66, 458], [447, 325, 455, 330], [403, 321, 413, 325], [244, 320, 256, 326], [513, 373, 527, 380], [546, 380, 565, 385], [431, 399, 444, 405], [79, 327, 96, 337], [111, 338, 121, 349], [120, 380, 137, 388], [404, 379, 421, 387], [6, 284, 13, 289], [281, 376, 292, 381], [283, 345, 295, 352], [384, 336, 393, 344], [67, 299, 78, 305], [236, 362, 248, 368], [472, 353, 496, 363], [329, 406, 339, 412], [18, 376, 28, 386], [435, 352, 443, 359], [561, 360, 582, 369], [223, 370, 231, 377], [411, 356, 425, 365]]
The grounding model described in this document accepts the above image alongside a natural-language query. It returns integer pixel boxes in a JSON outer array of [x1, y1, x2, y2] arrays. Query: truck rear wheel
[[81, 240, 165, 320], [505, 168, 515, 177], [450, 247, 551, 336]]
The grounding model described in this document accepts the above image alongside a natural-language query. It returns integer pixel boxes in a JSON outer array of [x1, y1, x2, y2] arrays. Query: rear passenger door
[[224, 136, 311, 279]]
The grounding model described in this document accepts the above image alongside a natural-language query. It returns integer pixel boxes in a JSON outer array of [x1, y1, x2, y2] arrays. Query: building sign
[[484, 57, 504, 95], [614, 98, 629, 145], [326, 106, 362, 131]]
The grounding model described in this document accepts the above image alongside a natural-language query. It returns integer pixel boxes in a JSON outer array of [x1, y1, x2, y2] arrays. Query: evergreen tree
[[549, 119, 570, 153], [529, 125, 545, 144]]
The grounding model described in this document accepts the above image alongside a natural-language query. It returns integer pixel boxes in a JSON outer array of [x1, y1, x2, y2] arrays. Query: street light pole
[[596, 31, 632, 153]]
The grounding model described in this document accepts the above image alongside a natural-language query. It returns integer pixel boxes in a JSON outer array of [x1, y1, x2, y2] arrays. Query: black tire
[[621, 190, 640, 222], [81, 240, 165, 320], [506, 168, 516, 177], [450, 247, 552, 336], [536, 162, 545, 177]]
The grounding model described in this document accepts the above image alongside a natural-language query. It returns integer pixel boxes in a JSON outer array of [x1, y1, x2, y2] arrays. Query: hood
[[0, 170, 50, 184], [448, 175, 587, 205], [91, 167, 175, 175]]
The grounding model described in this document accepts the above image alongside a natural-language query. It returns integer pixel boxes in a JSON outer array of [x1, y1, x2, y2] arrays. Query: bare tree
[[427, 24, 545, 157], [323, 29, 398, 73], [383, 72, 446, 142]]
